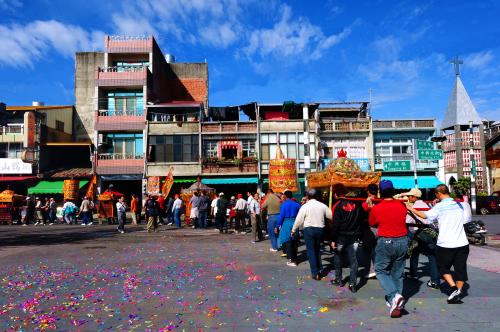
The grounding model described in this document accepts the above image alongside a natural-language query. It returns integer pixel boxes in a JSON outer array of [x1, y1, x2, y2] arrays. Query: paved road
[[1, 224, 500, 331]]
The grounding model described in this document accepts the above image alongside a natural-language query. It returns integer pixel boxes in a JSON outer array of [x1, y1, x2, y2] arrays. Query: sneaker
[[390, 294, 404, 318], [427, 281, 440, 289], [447, 288, 462, 304], [269, 248, 278, 252], [34, 222, 39, 226], [385, 295, 391, 308], [81, 224, 87, 226], [368, 272, 377, 279], [280, 253, 287, 257], [49, 223, 54, 225], [167, 222, 173, 226], [331, 278, 344, 287], [251, 241, 256, 244], [22, 224, 27, 227], [286, 260, 297, 267], [348, 283, 357, 293]]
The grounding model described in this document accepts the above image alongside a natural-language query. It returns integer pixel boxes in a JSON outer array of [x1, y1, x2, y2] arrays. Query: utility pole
[[469, 120, 477, 214], [412, 139, 418, 188]]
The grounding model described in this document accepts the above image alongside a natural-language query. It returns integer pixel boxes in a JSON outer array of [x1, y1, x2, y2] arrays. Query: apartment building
[[75, 35, 208, 196]]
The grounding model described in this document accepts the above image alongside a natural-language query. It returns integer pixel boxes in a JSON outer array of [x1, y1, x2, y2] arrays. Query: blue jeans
[[334, 239, 359, 285], [410, 249, 440, 284], [304, 227, 324, 277], [174, 208, 181, 228], [117, 212, 126, 231], [374, 236, 408, 302], [198, 211, 208, 228], [267, 214, 279, 250], [82, 211, 92, 225]]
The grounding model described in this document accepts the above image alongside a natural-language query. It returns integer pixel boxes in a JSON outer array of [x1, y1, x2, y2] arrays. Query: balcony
[[320, 120, 370, 132], [96, 66, 149, 87], [201, 157, 258, 174], [201, 122, 257, 133], [0, 125, 24, 143], [373, 120, 435, 131], [105, 35, 153, 53], [95, 110, 146, 131], [95, 153, 144, 175], [374, 155, 438, 171]]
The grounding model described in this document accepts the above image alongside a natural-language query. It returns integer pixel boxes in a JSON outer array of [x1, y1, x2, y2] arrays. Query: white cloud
[[0, 0, 21, 11], [0, 20, 104, 67], [463, 50, 494, 71], [243, 5, 355, 63]]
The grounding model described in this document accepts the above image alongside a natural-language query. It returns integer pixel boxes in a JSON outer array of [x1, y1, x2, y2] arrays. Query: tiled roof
[[45, 168, 92, 179]]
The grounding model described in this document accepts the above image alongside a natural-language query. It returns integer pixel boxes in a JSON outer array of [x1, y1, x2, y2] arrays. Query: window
[[104, 133, 143, 158], [375, 139, 390, 144], [392, 146, 409, 154], [1, 142, 23, 159], [241, 140, 256, 158], [204, 141, 218, 158], [0, 143, 7, 158], [55, 120, 64, 132], [376, 147, 391, 156], [149, 135, 198, 162], [107, 91, 144, 115]]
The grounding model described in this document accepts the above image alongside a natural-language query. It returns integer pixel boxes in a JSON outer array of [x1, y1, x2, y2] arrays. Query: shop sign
[[0, 158, 32, 174]]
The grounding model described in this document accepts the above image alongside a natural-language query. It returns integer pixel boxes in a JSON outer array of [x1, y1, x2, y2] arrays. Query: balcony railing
[[201, 122, 257, 133], [98, 66, 148, 73], [201, 157, 258, 174], [97, 153, 144, 160], [1, 124, 24, 134], [105, 35, 153, 53], [320, 120, 370, 132], [96, 66, 149, 87], [95, 110, 146, 131], [373, 120, 435, 129], [98, 109, 144, 117]]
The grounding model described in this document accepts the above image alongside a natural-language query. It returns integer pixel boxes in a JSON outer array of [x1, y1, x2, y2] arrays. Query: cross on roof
[[450, 56, 463, 76]]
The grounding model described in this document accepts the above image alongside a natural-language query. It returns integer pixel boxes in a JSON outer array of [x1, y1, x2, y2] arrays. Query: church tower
[[441, 58, 487, 192]]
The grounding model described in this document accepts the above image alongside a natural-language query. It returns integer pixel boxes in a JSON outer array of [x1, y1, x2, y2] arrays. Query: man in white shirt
[[291, 189, 332, 280], [247, 192, 263, 242], [407, 184, 470, 304], [234, 194, 247, 234]]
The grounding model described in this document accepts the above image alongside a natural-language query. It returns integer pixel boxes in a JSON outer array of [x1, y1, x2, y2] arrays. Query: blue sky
[[1, 0, 499, 124]]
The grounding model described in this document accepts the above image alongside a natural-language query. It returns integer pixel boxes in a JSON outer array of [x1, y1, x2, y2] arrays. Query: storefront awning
[[201, 177, 258, 185], [381, 176, 443, 189], [28, 180, 89, 194], [0, 176, 37, 181]]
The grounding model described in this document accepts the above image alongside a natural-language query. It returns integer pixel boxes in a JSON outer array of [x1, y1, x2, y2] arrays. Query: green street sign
[[416, 140, 434, 150], [417, 149, 443, 160], [472, 158, 477, 177], [384, 160, 412, 171]]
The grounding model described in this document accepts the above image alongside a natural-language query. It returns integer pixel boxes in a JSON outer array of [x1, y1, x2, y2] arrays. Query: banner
[[86, 175, 97, 199], [147, 176, 160, 196], [161, 167, 174, 197], [0, 158, 32, 174]]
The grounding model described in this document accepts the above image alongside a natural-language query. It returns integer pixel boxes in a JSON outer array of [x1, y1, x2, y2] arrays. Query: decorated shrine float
[[181, 180, 215, 225], [269, 145, 299, 193], [0, 189, 26, 225], [306, 149, 381, 206]]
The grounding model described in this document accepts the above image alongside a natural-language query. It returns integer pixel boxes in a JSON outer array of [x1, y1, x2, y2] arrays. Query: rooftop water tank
[[165, 54, 175, 63], [32, 101, 44, 106]]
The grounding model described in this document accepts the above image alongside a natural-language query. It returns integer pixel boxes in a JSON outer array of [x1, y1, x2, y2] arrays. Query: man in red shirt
[[369, 180, 408, 318]]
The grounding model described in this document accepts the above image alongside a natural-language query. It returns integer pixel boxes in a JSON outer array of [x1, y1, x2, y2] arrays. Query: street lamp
[[469, 121, 477, 214]]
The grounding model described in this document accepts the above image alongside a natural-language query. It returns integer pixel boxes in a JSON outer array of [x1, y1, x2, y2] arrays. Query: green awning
[[28, 180, 89, 194], [174, 178, 198, 183], [381, 176, 443, 189], [201, 177, 258, 185]]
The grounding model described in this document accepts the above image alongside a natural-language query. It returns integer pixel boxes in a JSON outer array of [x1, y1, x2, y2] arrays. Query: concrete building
[[74, 35, 208, 196], [372, 119, 441, 195], [485, 121, 500, 193], [0, 103, 87, 193], [440, 65, 487, 192]]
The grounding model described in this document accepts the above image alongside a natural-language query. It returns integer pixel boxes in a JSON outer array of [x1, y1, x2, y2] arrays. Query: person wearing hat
[[368, 180, 408, 318], [215, 192, 229, 233], [402, 188, 439, 289], [291, 189, 332, 280]]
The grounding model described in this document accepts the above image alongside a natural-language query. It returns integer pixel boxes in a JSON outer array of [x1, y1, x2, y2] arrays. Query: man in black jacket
[[330, 184, 367, 293]]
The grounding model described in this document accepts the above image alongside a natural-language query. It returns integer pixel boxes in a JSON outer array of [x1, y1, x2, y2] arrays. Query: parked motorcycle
[[464, 220, 487, 245]]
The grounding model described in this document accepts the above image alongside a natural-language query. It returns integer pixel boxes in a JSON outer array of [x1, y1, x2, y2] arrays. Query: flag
[[86, 174, 97, 199], [161, 167, 174, 196]]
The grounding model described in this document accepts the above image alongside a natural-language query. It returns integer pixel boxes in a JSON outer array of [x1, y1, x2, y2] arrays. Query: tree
[[452, 177, 471, 197]]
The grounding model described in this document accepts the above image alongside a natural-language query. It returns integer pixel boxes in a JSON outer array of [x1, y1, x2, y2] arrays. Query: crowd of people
[[12, 181, 472, 318]]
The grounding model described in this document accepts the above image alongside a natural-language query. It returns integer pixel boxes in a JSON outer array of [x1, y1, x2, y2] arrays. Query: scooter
[[464, 220, 488, 245]]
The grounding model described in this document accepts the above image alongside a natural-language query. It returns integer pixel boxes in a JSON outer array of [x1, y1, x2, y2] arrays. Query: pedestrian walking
[[80, 196, 92, 226], [48, 198, 57, 224], [35, 197, 44, 225], [157, 195, 165, 225], [198, 191, 210, 229], [165, 195, 174, 226], [248, 192, 263, 242], [130, 194, 139, 225], [262, 189, 282, 251], [234, 194, 247, 234], [330, 184, 367, 293], [402, 188, 440, 289], [62, 200, 77, 224], [146, 195, 160, 232], [407, 184, 471, 304], [116, 196, 127, 234], [277, 189, 301, 267], [368, 180, 408, 318], [215, 192, 229, 233], [361, 184, 379, 279], [291, 189, 332, 280], [172, 194, 183, 228], [190, 192, 201, 228]]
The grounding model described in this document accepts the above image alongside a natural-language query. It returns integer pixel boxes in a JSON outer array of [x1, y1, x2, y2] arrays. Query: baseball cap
[[219, 192, 224, 196], [379, 180, 394, 192], [401, 188, 422, 198]]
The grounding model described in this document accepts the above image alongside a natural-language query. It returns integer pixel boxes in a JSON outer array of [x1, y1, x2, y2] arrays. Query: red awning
[[0, 176, 37, 181]]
